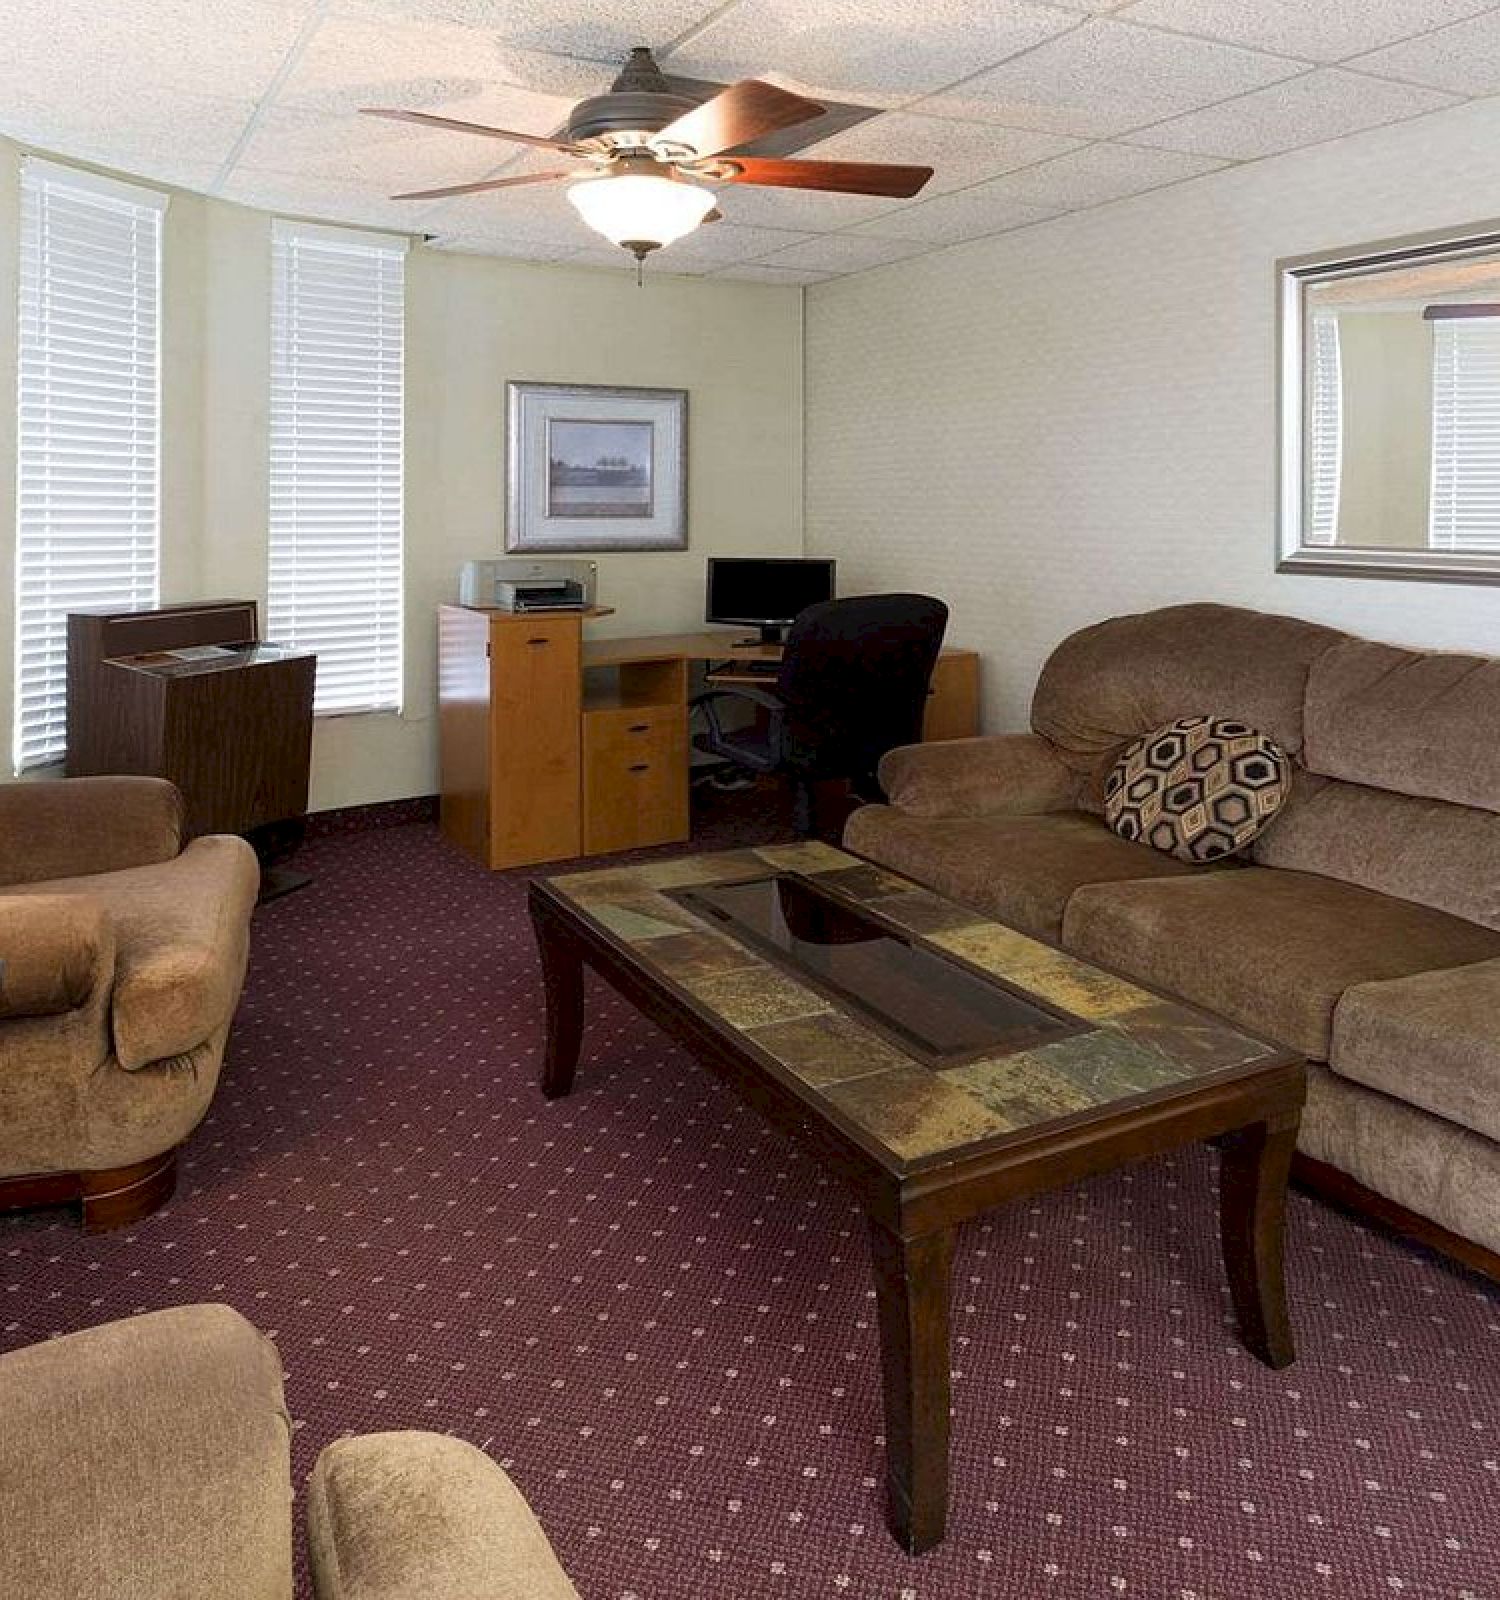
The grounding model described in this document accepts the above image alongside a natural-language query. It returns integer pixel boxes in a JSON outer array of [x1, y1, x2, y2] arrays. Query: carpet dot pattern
[[3, 804, 1498, 1600]]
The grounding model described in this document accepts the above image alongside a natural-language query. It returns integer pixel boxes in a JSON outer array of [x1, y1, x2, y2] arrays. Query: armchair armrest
[[0, 777, 183, 887], [308, 1432, 580, 1600], [0, 1305, 292, 1600], [877, 733, 1083, 818], [0, 893, 113, 1020]]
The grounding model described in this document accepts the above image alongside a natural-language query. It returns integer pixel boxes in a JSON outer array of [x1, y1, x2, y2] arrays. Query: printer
[[458, 558, 598, 613]]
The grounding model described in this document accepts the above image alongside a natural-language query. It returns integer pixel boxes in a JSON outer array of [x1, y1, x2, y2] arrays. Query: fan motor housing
[[566, 89, 699, 146]]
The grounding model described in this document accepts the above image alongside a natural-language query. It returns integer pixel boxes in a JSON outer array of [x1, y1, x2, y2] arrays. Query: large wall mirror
[[1279, 222, 1500, 583]]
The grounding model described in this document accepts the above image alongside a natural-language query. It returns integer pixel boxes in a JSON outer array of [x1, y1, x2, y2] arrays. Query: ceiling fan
[[362, 46, 933, 267]]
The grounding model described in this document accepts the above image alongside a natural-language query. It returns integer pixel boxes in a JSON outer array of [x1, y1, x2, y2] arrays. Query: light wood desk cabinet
[[438, 606, 979, 871]]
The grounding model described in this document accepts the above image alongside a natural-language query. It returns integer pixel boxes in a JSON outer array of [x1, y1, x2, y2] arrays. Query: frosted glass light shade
[[567, 171, 715, 252]]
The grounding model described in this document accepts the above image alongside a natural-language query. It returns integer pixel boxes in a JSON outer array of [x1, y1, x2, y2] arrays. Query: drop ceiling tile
[[1351, 10, 1500, 95], [802, 111, 1085, 195], [664, 0, 1079, 110], [216, 169, 435, 230], [917, 17, 1304, 137], [980, 139, 1226, 208], [849, 176, 1064, 244], [1, 91, 255, 190], [281, 4, 611, 119], [425, 232, 576, 260], [0, 0, 316, 101], [712, 262, 836, 283], [233, 106, 517, 193], [1116, 0, 1498, 65], [347, 0, 717, 62], [650, 221, 815, 265], [1127, 65, 1460, 158], [710, 183, 905, 231], [753, 232, 933, 271]]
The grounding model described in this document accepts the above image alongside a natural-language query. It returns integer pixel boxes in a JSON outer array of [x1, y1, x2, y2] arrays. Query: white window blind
[[14, 159, 165, 772], [1430, 315, 1500, 552], [270, 221, 406, 716], [1305, 312, 1342, 547]]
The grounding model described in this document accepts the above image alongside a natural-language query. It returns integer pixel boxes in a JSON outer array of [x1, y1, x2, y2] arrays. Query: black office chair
[[691, 593, 949, 837]]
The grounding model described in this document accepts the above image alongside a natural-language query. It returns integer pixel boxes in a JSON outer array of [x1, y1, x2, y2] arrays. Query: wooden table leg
[[867, 1219, 954, 1554], [532, 902, 584, 1100], [1218, 1115, 1298, 1369]]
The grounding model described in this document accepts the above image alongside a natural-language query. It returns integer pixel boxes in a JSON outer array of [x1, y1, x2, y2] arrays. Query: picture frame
[[506, 381, 688, 553]]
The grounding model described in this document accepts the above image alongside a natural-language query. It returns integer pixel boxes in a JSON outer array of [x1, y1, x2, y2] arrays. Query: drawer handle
[[527, 637, 550, 647], [628, 722, 650, 732], [629, 762, 650, 773]]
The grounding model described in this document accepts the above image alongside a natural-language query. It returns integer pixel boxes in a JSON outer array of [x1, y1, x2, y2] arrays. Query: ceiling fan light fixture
[[567, 166, 716, 259]]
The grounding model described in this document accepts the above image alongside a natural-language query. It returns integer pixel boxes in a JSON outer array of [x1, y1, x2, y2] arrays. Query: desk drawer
[[584, 711, 688, 854]]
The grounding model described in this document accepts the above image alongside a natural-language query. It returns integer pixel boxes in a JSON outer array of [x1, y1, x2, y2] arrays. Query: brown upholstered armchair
[[0, 1304, 580, 1600], [0, 776, 260, 1228]]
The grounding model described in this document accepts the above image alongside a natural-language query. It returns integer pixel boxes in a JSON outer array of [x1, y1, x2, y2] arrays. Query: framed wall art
[[506, 381, 688, 553]]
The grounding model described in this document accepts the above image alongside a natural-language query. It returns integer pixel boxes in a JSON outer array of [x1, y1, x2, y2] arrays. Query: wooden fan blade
[[653, 79, 824, 162], [362, 107, 583, 154], [390, 170, 574, 201], [724, 155, 933, 198]]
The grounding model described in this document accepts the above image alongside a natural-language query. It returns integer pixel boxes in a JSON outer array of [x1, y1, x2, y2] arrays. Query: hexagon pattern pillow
[[1103, 716, 1290, 863]]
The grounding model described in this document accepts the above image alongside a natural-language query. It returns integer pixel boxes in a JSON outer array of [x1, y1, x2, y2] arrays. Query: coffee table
[[529, 841, 1305, 1554]]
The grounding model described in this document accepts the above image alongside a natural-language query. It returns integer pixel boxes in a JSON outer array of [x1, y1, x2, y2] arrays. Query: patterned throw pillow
[[1104, 716, 1290, 863]]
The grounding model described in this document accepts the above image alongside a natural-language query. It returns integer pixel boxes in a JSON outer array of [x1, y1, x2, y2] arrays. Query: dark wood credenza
[[66, 601, 316, 862]]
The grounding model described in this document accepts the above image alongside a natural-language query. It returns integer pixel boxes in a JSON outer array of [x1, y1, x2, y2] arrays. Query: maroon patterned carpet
[[4, 799, 1499, 1600]]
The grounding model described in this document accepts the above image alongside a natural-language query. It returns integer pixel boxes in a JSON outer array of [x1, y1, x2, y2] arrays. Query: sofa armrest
[[877, 732, 1083, 819], [0, 1305, 293, 1600], [0, 894, 113, 1020], [308, 1432, 580, 1600], [0, 777, 184, 887]]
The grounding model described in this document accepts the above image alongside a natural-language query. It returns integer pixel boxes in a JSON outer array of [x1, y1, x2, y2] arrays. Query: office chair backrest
[[775, 593, 949, 787]]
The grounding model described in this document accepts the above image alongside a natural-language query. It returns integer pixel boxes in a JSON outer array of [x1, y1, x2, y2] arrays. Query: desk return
[[437, 606, 979, 871]]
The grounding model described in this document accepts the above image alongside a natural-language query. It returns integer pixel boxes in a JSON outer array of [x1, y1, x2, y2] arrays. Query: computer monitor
[[705, 557, 837, 645]]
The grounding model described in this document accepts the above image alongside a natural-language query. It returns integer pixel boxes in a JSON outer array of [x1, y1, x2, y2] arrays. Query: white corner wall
[[0, 133, 805, 809], [805, 97, 1500, 734]]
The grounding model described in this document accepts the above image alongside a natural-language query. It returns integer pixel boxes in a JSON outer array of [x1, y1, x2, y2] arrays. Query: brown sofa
[[0, 1303, 579, 1600], [0, 776, 260, 1228], [847, 603, 1500, 1276]]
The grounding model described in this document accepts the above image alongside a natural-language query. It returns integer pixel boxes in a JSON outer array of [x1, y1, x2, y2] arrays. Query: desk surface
[[582, 629, 974, 668]]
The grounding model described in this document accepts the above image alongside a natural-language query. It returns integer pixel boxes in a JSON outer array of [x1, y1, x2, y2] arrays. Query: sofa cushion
[[1252, 773, 1500, 931], [1062, 868, 1500, 1060], [12, 834, 260, 1069], [1104, 716, 1289, 862], [1303, 636, 1500, 814], [843, 805, 1217, 942], [0, 894, 112, 1019], [1030, 603, 1346, 805], [1331, 958, 1500, 1144]]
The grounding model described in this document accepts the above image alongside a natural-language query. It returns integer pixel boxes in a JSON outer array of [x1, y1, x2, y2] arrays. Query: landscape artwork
[[546, 418, 654, 519], [507, 381, 687, 552]]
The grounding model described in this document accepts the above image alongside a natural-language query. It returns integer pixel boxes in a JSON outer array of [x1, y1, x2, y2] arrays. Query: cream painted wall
[[0, 133, 805, 808], [805, 97, 1500, 735]]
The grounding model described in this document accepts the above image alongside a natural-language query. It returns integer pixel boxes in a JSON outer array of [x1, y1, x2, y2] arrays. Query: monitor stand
[[732, 624, 786, 648]]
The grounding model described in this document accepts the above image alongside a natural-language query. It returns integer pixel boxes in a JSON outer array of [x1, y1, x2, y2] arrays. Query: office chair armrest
[[689, 685, 785, 744]]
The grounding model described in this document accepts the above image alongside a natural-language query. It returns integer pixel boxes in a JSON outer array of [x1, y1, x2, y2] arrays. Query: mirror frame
[[1277, 218, 1500, 585]]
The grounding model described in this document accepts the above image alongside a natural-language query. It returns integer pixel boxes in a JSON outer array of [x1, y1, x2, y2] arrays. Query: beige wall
[[1335, 310, 1433, 550], [805, 97, 1500, 735], [0, 134, 805, 809]]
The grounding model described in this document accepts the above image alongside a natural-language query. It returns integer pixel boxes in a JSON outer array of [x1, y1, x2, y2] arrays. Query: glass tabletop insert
[[671, 873, 1074, 1067]]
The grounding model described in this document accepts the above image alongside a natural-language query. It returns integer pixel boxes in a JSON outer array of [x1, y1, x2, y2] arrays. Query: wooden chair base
[[0, 1150, 178, 1233], [1293, 1154, 1500, 1285]]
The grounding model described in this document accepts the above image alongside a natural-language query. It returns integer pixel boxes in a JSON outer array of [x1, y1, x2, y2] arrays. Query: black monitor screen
[[706, 558, 836, 627]]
